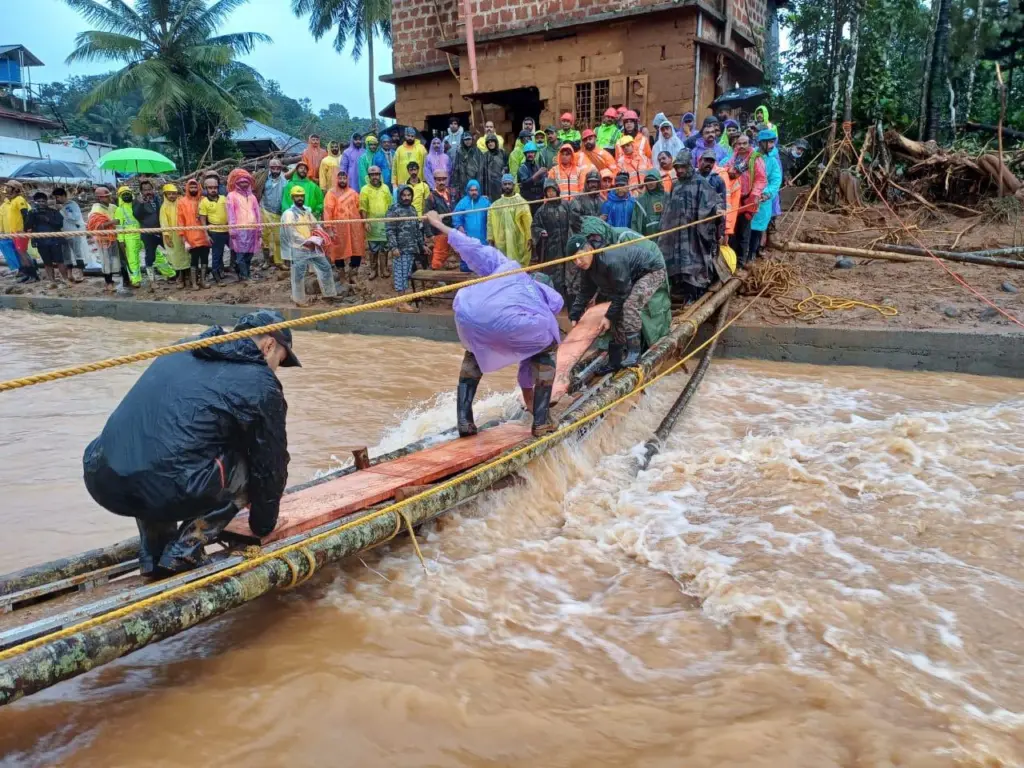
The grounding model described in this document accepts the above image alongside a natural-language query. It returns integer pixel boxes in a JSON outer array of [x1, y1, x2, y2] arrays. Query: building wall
[[392, 0, 457, 73], [394, 72, 464, 127], [0, 116, 45, 141]]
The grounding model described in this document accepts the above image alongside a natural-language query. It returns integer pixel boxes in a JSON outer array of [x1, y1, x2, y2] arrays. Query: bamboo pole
[[877, 243, 1024, 260], [0, 278, 744, 706], [779, 241, 1024, 270]]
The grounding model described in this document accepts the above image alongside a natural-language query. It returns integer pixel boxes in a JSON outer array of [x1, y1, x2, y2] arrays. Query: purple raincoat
[[424, 138, 451, 191], [340, 134, 366, 192], [449, 228, 563, 387]]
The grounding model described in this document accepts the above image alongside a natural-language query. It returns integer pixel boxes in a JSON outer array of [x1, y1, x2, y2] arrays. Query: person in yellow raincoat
[[114, 185, 142, 285], [159, 183, 192, 288], [487, 173, 532, 267]]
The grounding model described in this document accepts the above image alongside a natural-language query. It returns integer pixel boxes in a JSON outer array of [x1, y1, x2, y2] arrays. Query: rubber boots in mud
[[457, 378, 479, 437], [620, 334, 643, 368], [594, 342, 624, 376], [531, 379, 556, 437]]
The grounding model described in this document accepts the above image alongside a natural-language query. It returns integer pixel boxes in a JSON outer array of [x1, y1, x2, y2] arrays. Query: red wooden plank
[[224, 423, 532, 544], [553, 302, 609, 403]]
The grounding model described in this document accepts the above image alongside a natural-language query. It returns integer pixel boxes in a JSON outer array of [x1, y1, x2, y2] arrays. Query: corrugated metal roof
[[231, 119, 306, 153], [0, 46, 44, 67]]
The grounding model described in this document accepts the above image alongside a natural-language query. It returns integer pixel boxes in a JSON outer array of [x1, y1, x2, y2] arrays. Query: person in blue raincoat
[[451, 180, 491, 270], [748, 128, 782, 259]]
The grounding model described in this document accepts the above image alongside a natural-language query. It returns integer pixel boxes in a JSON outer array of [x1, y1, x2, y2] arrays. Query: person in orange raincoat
[[615, 135, 653, 195], [177, 178, 211, 288], [615, 110, 653, 162], [322, 168, 365, 283], [547, 143, 585, 198], [577, 129, 616, 174]]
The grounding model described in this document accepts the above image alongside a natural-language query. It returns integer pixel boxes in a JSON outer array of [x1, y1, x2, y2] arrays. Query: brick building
[[384, 0, 783, 141]]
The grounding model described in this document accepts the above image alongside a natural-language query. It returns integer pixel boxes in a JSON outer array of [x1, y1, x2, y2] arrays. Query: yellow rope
[[0, 280, 764, 664], [745, 259, 899, 321], [0, 206, 753, 394]]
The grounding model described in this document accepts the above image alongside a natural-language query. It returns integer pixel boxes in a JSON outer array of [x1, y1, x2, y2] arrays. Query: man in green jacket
[[281, 160, 323, 217]]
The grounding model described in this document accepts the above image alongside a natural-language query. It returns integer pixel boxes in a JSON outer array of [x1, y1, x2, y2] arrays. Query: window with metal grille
[[575, 82, 591, 128]]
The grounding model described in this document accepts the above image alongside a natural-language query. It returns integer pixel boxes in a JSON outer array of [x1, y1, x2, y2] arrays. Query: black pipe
[[637, 298, 732, 471]]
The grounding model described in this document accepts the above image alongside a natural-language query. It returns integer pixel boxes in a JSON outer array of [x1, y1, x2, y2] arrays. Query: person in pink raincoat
[[225, 168, 262, 281]]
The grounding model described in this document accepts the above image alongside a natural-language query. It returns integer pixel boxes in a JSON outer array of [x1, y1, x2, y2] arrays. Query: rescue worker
[[83, 309, 298, 576], [424, 210, 563, 439]]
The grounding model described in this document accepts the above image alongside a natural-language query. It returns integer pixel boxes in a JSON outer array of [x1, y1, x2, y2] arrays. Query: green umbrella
[[98, 148, 177, 174]]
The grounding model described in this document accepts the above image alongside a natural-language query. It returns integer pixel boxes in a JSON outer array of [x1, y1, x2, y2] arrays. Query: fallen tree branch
[[779, 241, 1024, 270]]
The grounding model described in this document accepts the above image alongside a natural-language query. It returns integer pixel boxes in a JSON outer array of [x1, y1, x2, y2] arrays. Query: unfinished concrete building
[[383, 0, 783, 141]]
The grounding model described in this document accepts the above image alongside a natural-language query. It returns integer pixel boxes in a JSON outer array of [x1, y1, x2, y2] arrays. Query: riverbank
[[2, 292, 1020, 377]]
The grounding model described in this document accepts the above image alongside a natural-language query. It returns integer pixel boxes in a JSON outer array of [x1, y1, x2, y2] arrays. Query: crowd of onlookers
[[0, 103, 809, 308]]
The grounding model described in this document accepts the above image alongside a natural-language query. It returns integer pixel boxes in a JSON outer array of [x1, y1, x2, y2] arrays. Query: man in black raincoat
[[478, 135, 507, 202], [531, 179, 576, 304], [83, 310, 297, 576], [658, 151, 719, 302], [569, 170, 603, 232], [450, 132, 480, 206]]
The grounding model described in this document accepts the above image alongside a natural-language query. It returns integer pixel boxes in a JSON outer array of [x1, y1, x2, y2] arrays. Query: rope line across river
[[0, 279, 768, 664]]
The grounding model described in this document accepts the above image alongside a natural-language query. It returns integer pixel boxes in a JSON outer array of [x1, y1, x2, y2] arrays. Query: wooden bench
[[410, 269, 475, 299]]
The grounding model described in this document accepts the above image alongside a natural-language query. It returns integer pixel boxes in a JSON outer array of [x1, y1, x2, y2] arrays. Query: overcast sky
[[5, 0, 396, 117]]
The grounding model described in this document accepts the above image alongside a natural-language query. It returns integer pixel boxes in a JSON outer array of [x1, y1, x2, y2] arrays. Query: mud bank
[[1, 295, 1020, 377]]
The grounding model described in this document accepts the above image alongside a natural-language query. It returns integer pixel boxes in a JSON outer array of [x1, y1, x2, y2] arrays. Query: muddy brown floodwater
[[1, 309, 1023, 767]]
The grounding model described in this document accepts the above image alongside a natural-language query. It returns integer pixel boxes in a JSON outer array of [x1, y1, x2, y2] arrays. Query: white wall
[[0, 135, 116, 184]]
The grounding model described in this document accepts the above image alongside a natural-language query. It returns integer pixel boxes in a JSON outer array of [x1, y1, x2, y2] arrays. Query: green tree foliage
[[774, 0, 1022, 141], [292, 0, 392, 129]]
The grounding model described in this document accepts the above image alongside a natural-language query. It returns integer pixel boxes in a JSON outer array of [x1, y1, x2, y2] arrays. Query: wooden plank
[[553, 302, 610, 403], [225, 424, 532, 544], [410, 269, 474, 283]]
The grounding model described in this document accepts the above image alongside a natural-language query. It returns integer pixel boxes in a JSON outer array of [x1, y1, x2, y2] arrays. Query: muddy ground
[[3, 206, 1021, 332]]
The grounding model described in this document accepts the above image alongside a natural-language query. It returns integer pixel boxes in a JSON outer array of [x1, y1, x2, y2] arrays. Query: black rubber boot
[[158, 502, 239, 574], [620, 333, 643, 368], [456, 378, 479, 437], [135, 518, 178, 578], [531, 379, 556, 437], [594, 342, 624, 376]]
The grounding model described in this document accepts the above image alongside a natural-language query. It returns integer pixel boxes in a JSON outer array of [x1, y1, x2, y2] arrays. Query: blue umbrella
[[10, 159, 93, 180]]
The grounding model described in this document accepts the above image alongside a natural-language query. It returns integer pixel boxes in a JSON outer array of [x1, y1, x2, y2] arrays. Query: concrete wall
[[3, 295, 1021, 378], [394, 72, 464, 129]]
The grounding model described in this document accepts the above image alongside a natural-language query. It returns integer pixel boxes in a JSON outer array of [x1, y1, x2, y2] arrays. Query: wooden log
[[394, 485, 437, 502], [883, 130, 939, 160], [780, 241, 1024, 270], [0, 277, 743, 706], [0, 539, 140, 598], [962, 121, 1024, 142], [877, 242, 1024, 260]]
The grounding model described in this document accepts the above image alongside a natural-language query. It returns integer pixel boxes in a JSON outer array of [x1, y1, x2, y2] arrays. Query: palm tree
[[63, 0, 272, 158], [292, 0, 392, 131], [87, 100, 134, 145]]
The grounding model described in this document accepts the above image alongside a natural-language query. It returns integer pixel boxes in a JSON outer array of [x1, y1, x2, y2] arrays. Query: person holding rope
[[83, 309, 299, 577], [423, 210, 563, 439]]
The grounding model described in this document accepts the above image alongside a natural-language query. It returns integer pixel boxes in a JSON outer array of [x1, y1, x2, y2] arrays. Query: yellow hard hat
[[116, 185, 131, 196], [616, 135, 635, 147], [162, 183, 177, 193], [720, 244, 737, 273], [290, 185, 307, 196]]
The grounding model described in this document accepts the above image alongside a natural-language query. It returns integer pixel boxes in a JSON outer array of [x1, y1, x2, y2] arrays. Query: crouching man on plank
[[423, 210, 564, 439], [566, 229, 668, 371], [83, 310, 298, 577]]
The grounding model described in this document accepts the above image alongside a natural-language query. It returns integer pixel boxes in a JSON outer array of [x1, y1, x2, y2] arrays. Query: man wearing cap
[[282, 184, 338, 305], [557, 113, 581, 145], [566, 223, 668, 370], [617, 111, 652, 162], [393, 126, 427, 187], [616, 134, 653, 192], [539, 127, 558, 167], [280, 160, 323, 218], [601, 171, 636, 228], [487, 173, 532, 267], [359, 165, 394, 278], [747, 128, 782, 261], [114, 185, 143, 286], [516, 142, 547, 202], [84, 308, 298, 576], [595, 108, 622, 153]]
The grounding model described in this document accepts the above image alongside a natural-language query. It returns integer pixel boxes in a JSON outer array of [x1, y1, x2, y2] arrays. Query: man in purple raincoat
[[339, 133, 366, 193], [424, 210, 563, 438]]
